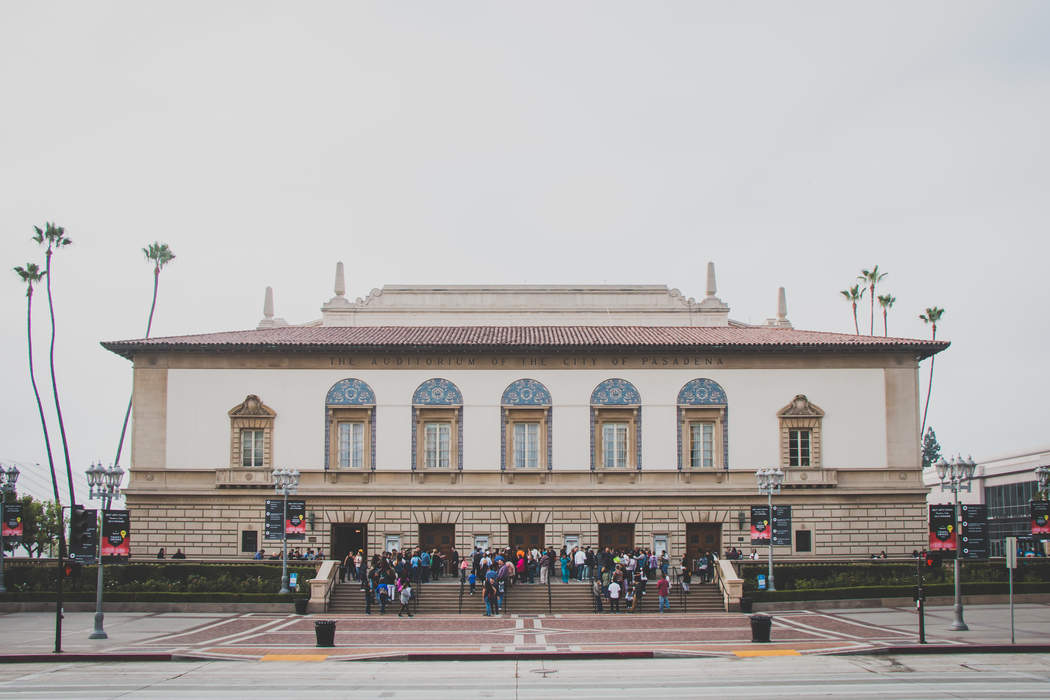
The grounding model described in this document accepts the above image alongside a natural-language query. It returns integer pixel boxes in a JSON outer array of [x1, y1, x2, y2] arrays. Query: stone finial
[[334, 261, 346, 297], [777, 287, 788, 321], [706, 262, 717, 298], [263, 286, 274, 320]]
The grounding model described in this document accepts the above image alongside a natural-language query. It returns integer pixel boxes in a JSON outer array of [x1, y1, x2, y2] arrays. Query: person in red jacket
[[656, 572, 670, 612]]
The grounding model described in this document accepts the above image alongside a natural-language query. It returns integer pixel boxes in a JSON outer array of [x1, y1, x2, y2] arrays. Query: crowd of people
[[252, 547, 326, 560]]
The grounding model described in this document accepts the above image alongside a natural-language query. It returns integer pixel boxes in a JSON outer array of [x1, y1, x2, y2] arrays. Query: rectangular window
[[796, 530, 812, 553], [337, 421, 365, 468], [424, 422, 451, 468], [513, 422, 540, 468], [240, 429, 264, 467], [241, 530, 258, 553], [788, 429, 811, 467], [690, 423, 715, 467], [602, 423, 629, 468]]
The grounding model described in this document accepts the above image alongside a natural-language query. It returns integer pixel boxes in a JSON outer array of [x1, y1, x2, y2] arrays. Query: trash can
[[294, 598, 309, 615], [739, 597, 753, 613], [314, 620, 336, 647], [749, 614, 772, 643]]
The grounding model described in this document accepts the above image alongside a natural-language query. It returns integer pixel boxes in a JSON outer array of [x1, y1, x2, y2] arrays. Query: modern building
[[924, 446, 1050, 556], [102, 263, 947, 563]]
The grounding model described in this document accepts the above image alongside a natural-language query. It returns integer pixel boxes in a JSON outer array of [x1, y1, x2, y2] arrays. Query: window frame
[[681, 407, 724, 469], [788, 428, 812, 467], [777, 395, 824, 469], [505, 408, 549, 470], [228, 395, 276, 469], [327, 407, 372, 470], [415, 407, 459, 470], [240, 429, 265, 467], [594, 408, 637, 470]]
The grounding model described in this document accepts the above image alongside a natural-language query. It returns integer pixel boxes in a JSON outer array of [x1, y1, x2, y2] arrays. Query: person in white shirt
[[607, 580, 621, 613], [574, 547, 588, 581]]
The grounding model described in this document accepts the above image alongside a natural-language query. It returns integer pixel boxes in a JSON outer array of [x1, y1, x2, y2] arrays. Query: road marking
[[514, 634, 525, 645], [534, 620, 543, 629], [515, 619, 525, 629], [535, 634, 547, 645], [732, 649, 801, 657], [261, 654, 329, 662]]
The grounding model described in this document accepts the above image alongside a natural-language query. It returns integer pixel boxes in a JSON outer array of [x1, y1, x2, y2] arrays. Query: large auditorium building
[[102, 263, 947, 563]]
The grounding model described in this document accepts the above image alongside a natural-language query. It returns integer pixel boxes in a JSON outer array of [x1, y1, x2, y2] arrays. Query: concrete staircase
[[326, 579, 725, 615]]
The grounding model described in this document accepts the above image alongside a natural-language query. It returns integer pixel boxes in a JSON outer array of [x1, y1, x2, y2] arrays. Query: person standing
[[608, 579, 621, 613], [560, 550, 570, 584], [539, 550, 550, 585], [483, 575, 497, 616], [398, 580, 414, 617], [657, 572, 670, 613]]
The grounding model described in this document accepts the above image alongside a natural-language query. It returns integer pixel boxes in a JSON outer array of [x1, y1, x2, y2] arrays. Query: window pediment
[[228, 395, 276, 418], [777, 394, 824, 418]]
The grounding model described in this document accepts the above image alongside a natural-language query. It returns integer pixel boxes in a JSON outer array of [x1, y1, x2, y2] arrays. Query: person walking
[[657, 572, 670, 613], [483, 575, 497, 616], [398, 580, 414, 617]]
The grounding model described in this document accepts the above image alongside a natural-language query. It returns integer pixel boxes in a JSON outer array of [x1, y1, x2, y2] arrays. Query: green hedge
[[747, 581, 1050, 602], [0, 591, 305, 603], [0, 562, 319, 594]]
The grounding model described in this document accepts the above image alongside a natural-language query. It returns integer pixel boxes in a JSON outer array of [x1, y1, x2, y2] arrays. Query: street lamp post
[[934, 454, 977, 631], [272, 467, 300, 594], [0, 465, 21, 594], [86, 461, 124, 640], [755, 467, 784, 592]]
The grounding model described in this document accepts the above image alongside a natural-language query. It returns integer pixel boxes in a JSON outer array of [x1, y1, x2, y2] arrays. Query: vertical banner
[[1031, 501, 1050, 536], [772, 505, 792, 546], [959, 504, 987, 560], [2, 502, 23, 543], [264, 499, 283, 540], [928, 505, 957, 553], [100, 510, 131, 562], [286, 499, 306, 540], [750, 505, 770, 545], [69, 508, 99, 563]]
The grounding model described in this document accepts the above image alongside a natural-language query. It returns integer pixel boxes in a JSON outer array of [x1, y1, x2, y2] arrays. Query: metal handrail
[[546, 564, 553, 614], [458, 576, 465, 614]]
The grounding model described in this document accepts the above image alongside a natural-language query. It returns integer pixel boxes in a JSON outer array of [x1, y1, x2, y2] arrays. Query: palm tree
[[859, 266, 888, 335], [839, 284, 865, 335], [918, 307, 945, 440], [13, 264, 62, 508], [32, 223, 75, 506], [877, 294, 896, 337], [113, 242, 176, 469]]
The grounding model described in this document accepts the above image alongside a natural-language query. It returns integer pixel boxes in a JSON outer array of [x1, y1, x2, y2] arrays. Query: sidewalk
[[0, 603, 1047, 662]]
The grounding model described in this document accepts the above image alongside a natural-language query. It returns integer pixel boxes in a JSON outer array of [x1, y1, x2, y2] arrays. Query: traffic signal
[[70, 506, 90, 549], [69, 506, 98, 561], [924, 551, 941, 568]]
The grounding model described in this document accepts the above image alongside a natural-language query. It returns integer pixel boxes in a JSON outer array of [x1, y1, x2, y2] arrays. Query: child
[[398, 581, 414, 617], [468, 571, 477, 595], [624, 585, 636, 613]]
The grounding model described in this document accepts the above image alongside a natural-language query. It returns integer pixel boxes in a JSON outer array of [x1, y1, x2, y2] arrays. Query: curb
[[837, 644, 1050, 656], [362, 651, 654, 662], [0, 653, 174, 664]]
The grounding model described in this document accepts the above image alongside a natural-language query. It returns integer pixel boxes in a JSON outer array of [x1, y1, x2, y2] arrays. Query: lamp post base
[[89, 612, 107, 639], [950, 608, 969, 631]]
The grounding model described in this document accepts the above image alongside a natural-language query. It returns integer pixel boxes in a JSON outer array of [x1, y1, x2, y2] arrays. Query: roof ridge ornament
[[766, 287, 793, 328], [257, 287, 288, 329], [323, 261, 353, 310], [696, 261, 730, 313]]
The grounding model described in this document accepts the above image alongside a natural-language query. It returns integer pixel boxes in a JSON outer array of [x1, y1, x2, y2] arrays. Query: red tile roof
[[101, 326, 949, 359]]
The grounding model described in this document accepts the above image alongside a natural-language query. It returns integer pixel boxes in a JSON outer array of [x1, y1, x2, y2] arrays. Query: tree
[[859, 266, 888, 336], [877, 294, 896, 337], [918, 306, 945, 440], [113, 242, 176, 469], [32, 223, 76, 506], [839, 284, 865, 335], [921, 427, 942, 469], [13, 263, 63, 511]]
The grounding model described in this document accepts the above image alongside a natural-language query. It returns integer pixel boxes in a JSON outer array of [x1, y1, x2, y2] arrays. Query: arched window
[[677, 378, 728, 470], [324, 379, 376, 470], [412, 378, 463, 470], [590, 379, 641, 470], [501, 379, 552, 470]]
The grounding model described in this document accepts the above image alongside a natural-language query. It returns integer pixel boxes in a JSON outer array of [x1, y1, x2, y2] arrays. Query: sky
[[2, 1, 1048, 503]]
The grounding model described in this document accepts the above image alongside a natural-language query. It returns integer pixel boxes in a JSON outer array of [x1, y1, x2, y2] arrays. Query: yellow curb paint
[[732, 649, 801, 657], [261, 654, 330, 662]]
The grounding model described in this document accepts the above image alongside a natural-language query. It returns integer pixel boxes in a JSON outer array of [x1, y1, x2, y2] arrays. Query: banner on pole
[[2, 502, 23, 543], [265, 499, 306, 540], [772, 505, 792, 546], [286, 500, 306, 540], [100, 510, 131, 562], [750, 505, 770, 545], [959, 504, 988, 560], [928, 504, 957, 553], [1031, 500, 1050, 536]]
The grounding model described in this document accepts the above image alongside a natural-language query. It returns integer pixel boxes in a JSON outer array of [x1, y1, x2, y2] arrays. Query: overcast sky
[[2, 1, 1048, 503]]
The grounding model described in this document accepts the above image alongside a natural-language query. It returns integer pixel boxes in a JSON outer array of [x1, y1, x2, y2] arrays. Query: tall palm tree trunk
[[44, 249, 76, 506], [852, 303, 859, 335], [919, 326, 937, 440], [113, 267, 161, 468], [24, 284, 66, 653], [869, 285, 875, 335], [883, 309, 888, 337]]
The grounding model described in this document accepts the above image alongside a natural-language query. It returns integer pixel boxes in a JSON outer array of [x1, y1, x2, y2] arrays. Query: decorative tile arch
[[590, 378, 642, 471], [501, 379, 553, 471], [412, 378, 463, 470], [324, 378, 377, 471], [677, 378, 729, 470]]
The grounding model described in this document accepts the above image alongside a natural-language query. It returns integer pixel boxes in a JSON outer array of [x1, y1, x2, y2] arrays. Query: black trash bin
[[739, 597, 753, 613], [294, 598, 309, 615], [314, 620, 336, 647], [749, 614, 772, 643]]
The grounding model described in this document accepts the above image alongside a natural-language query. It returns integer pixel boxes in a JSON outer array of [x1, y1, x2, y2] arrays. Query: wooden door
[[508, 524, 545, 552], [685, 523, 721, 561], [598, 523, 635, 551], [418, 524, 455, 557]]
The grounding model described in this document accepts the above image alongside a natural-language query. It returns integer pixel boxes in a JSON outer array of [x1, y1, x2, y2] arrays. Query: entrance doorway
[[331, 523, 367, 566], [418, 524, 455, 558], [598, 523, 635, 551], [685, 523, 722, 562], [508, 524, 545, 553]]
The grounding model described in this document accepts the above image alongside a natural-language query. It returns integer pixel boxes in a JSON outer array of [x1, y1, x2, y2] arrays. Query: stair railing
[[458, 576, 465, 614], [546, 564, 553, 615]]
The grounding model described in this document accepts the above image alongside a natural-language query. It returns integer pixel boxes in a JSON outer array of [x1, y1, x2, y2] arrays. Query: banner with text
[[959, 503, 987, 559], [265, 499, 307, 540], [772, 505, 792, 546], [101, 510, 131, 562], [1032, 500, 1050, 537], [2, 502, 23, 543], [750, 505, 771, 545], [928, 504, 957, 553]]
